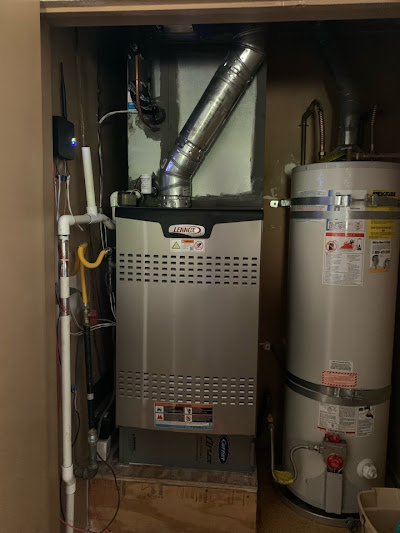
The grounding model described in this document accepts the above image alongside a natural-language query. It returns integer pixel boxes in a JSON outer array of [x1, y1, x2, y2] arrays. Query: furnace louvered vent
[[118, 253, 259, 286], [118, 370, 255, 406]]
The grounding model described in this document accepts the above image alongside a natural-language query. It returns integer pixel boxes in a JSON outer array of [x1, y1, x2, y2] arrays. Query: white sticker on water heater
[[317, 403, 375, 437], [329, 360, 354, 372], [323, 219, 365, 286]]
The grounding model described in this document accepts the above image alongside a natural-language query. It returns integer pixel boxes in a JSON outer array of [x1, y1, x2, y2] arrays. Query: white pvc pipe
[[82, 147, 98, 216], [110, 191, 119, 221], [58, 213, 115, 237], [58, 212, 115, 533]]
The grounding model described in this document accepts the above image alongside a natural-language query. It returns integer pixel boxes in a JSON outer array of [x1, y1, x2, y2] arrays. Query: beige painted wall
[[0, 2, 58, 532]]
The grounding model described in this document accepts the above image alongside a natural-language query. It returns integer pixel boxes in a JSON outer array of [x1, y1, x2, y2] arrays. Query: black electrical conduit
[[74, 308, 99, 480]]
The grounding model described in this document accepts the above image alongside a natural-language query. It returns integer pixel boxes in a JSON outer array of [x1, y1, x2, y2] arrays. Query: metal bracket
[[367, 193, 400, 208], [269, 199, 291, 208]]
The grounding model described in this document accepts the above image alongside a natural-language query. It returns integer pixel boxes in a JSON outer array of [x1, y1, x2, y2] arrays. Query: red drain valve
[[327, 454, 344, 471]]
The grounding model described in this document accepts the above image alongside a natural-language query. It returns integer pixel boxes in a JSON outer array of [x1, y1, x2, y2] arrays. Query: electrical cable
[[70, 323, 116, 337], [99, 109, 137, 126], [96, 454, 120, 533]]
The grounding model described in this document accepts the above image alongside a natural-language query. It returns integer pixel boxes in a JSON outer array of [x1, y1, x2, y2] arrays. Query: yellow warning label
[[368, 190, 395, 239], [172, 241, 180, 250]]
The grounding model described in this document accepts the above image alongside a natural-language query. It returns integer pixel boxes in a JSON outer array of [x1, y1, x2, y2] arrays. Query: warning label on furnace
[[323, 219, 365, 286], [370, 240, 391, 273], [318, 403, 374, 437], [322, 370, 358, 388], [154, 403, 213, 430], [170, 239, 205, 253]]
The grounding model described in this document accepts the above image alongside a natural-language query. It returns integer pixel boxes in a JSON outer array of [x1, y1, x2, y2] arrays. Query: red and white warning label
[[323, 219, 365, 286], [154, 402, 213, 430], [170, 239, 205, 253], [322, 370, 358, 388]]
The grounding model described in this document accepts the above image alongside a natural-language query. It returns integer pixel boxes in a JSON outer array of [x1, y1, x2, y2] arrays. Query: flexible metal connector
[[159, 25, 265, 208], [301, 99, 325, 165]]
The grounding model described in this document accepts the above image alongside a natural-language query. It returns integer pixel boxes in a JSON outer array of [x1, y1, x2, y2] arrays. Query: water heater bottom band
[[286, 372, 391, 406]]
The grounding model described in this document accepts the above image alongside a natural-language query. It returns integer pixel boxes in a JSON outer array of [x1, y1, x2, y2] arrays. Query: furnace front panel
[[116, 208, 262, 436]]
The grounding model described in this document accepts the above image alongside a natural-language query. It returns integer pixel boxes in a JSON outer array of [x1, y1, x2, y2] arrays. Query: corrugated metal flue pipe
[[159, 26, 265, 208], [317, 23, 360, 150]]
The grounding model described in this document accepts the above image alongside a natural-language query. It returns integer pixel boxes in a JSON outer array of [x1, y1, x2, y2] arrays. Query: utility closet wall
[[261, 21, 400, 475]]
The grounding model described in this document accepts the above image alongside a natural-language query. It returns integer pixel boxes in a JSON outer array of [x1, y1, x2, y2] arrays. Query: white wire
[[97, 109, 136, 316], [70, 322, 116, 337], [99, 109, 137, 125], [70, 306, 83, 331], [56, 176, 61, 221], [109, 293, 116, 320]]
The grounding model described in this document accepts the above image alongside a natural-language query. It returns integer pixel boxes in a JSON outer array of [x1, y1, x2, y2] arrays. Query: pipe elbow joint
[[74, 463, 99, 480], [58, 215, 76, 237]]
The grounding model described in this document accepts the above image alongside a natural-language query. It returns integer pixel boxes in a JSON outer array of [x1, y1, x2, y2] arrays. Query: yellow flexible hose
[[80, 260, 88, 305], [78, 243, 108, 269], [75, 243, 108, 305]]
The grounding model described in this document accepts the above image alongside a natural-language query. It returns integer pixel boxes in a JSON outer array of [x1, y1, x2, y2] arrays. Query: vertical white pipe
[[65, 493, 75, 533], [82, 147, 98, 216], [61, 315, 73, 469]]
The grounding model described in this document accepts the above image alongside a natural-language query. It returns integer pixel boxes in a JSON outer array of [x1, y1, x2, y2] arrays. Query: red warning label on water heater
[[322, 370, 358, 388]]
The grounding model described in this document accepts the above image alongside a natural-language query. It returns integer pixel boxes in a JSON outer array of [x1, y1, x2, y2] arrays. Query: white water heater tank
[[284, 162, 400, 516]]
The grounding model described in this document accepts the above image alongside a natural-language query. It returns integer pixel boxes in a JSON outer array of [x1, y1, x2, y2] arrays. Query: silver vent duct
[[159, 26, 265, 208]]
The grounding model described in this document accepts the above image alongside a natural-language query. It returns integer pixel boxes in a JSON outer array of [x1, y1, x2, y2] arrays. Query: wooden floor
[[258, 483, 346, 533], [89, 446, 355, 532]]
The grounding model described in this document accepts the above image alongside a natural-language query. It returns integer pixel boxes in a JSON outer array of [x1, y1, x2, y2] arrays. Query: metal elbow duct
[[159, 26, 265, 208], [317, 23, 360, 150]]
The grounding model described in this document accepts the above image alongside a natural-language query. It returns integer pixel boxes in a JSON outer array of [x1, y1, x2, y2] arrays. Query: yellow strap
[[78, 242, 108, 269]]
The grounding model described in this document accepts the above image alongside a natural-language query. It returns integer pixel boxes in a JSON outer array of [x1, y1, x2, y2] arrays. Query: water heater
[[116, 207, 262, 471], [283, 162, 400, 519]]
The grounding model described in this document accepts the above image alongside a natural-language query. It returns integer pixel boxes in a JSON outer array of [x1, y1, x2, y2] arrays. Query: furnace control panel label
[[170, 239, 205, 253], [154, 402, 213, 430]]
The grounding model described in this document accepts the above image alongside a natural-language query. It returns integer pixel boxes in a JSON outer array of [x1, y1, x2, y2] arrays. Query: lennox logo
[[218, 436, 230, 464], [168, 224, 205, 237]]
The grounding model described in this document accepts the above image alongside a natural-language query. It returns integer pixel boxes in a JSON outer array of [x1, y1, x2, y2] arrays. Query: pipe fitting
[[62, 465, 77, 494]]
